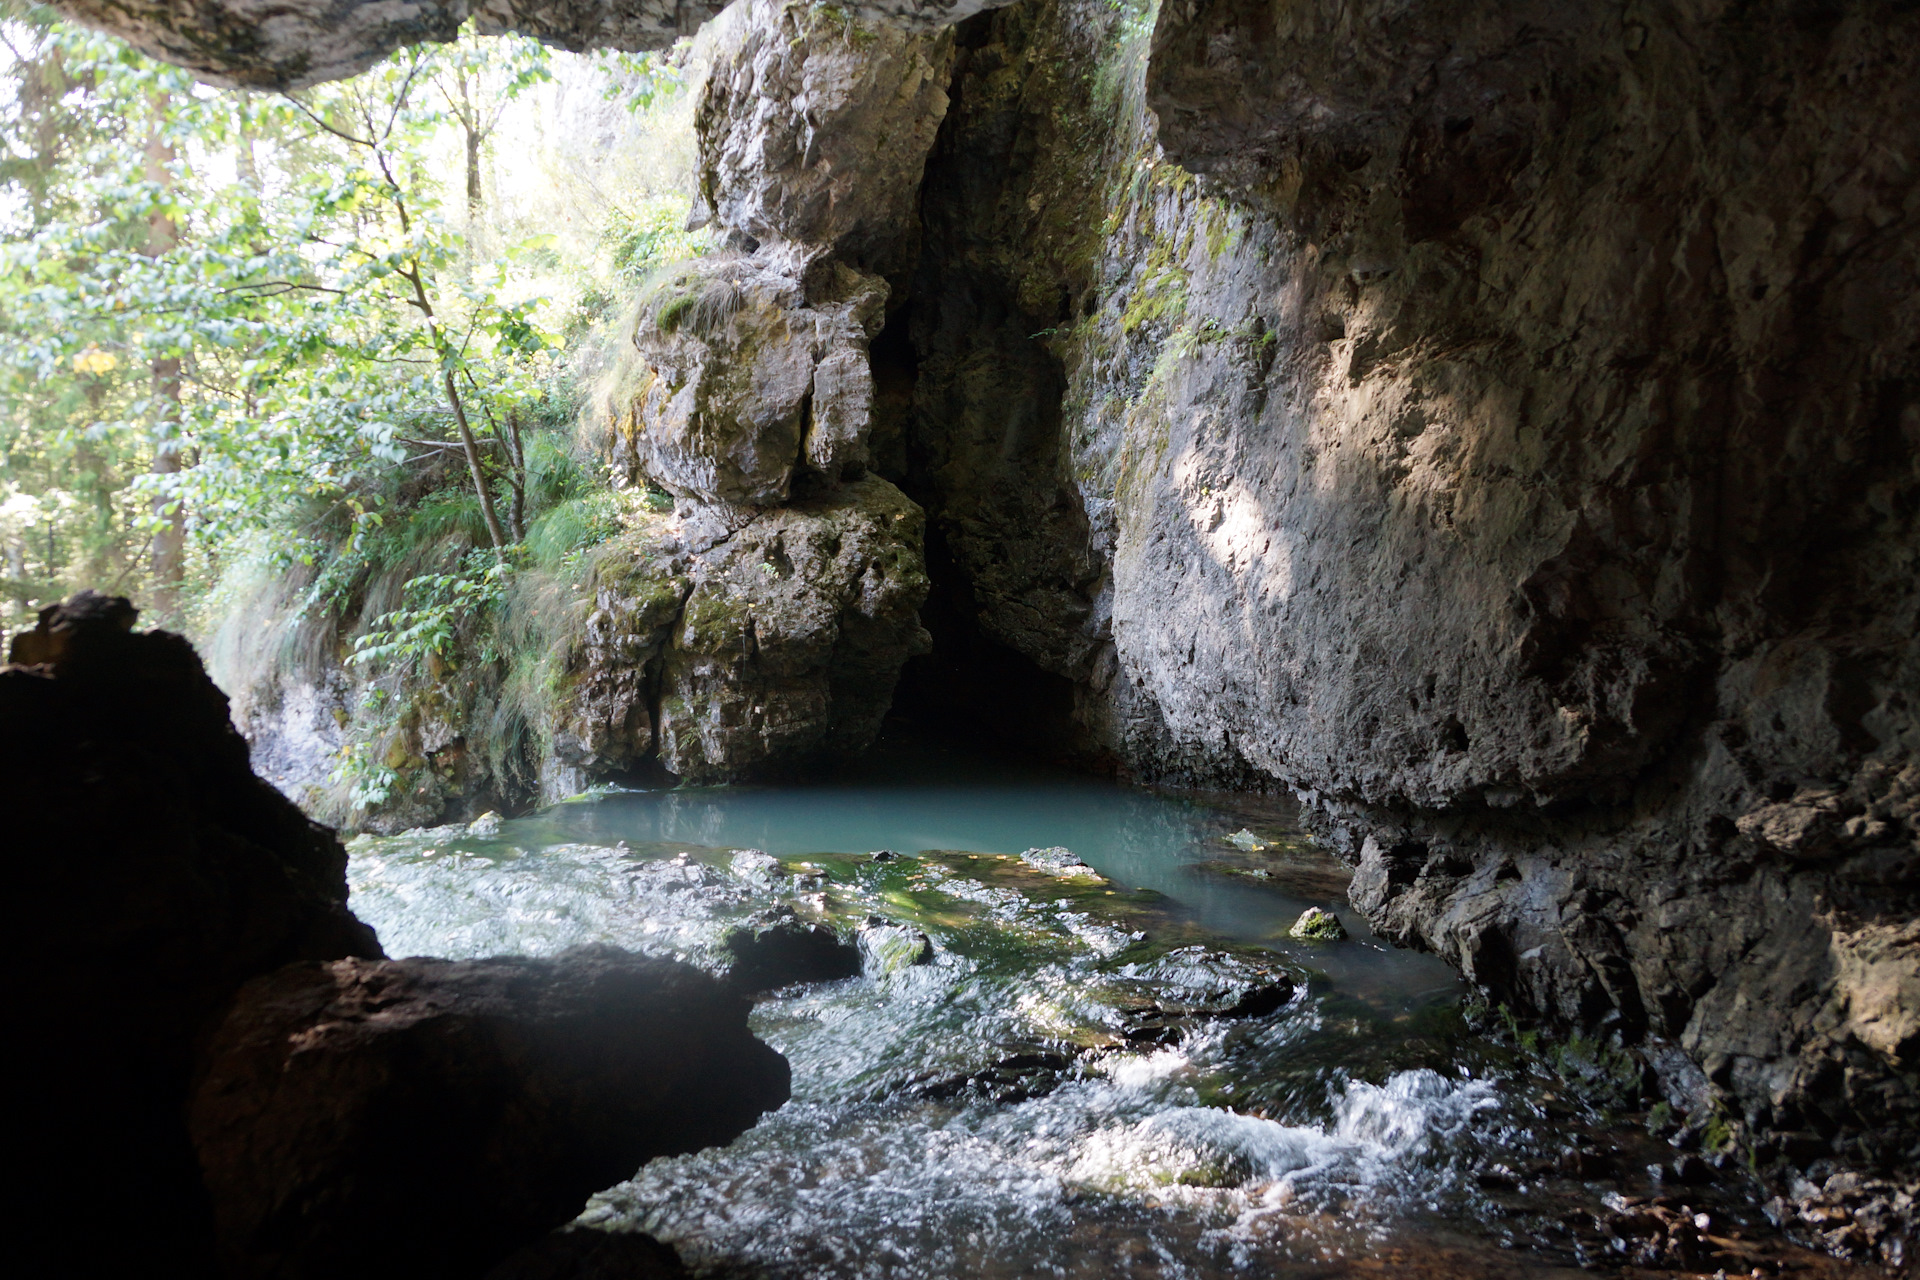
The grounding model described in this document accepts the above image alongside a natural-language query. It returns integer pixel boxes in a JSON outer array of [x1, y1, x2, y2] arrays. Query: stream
[[345, 734, 1805, 1279]]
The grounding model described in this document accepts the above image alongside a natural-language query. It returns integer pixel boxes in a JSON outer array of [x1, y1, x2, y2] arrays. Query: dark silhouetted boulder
[[722, 905, 862, 992], [6, 592, 381, 1272], [191, 948, 789, 1280]]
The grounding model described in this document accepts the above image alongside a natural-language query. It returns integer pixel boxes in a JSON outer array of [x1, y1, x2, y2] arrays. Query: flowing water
[[344, 735, 1792, 1279]]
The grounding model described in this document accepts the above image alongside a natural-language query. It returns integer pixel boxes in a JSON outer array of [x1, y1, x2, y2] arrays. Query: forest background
[[0, 0, 703, 663], [0, 2, 714, 813]]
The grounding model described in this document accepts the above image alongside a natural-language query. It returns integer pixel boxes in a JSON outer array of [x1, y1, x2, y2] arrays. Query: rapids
[[342, 735, 1754, 1278]]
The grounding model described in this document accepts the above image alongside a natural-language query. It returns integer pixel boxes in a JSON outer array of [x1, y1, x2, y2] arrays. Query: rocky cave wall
[[49, 0, 1920, 1249], [890, 0, 1920, 1245], [657, 0, 1920, 1233]]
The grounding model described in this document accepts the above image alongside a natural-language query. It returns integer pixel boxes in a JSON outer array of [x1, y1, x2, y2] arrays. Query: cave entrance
[[887, 516, 1085, 764], [865, 304, 1090, 767]]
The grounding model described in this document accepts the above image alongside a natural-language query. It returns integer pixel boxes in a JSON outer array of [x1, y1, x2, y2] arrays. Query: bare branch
[[278, 94, 373, 148]]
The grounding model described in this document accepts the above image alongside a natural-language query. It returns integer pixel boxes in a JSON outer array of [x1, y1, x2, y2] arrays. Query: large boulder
[[4, 593, 793, 1276], [613, 253, 890, 505], [192, 949, 789, 1280], [691, 0, 956, 281], [4, 592, 382, 1271], [657, 474, 932, 780]]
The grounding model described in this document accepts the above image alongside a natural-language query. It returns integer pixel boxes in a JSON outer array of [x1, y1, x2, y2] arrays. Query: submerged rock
[[192, 948, 789, 1280], [1021, 846, 1106, 881], [722, 905, 862, 992], [858, 916, 936, 975], [1289, 907, 1349, 942], [904, 1045, 1077, 1105]]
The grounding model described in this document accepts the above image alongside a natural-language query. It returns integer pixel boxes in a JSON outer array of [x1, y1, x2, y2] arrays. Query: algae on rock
[[658, 475, 931, 780]]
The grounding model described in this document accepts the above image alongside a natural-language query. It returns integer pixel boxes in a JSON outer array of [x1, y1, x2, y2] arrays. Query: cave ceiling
[[42, 0, 1015, 89]]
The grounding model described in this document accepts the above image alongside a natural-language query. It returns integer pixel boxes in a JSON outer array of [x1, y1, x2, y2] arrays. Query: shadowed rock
[[192, 948, 789, 1280], [485, 1229, 690, 1280], [722, 905, 861, 991], [6, 593, 791, 1277], [6, 592, 381, 1272]]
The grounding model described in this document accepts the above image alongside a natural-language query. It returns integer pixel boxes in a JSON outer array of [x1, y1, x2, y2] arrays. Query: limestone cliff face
[[1131, 0, 1920, 1194], [893, 0, 1920, 1250]]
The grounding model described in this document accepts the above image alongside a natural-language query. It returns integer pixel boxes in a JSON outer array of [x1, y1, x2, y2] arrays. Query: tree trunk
[[235, 92, 262, 192], [144, 93, 185, 618], [466, 120, 483, 228], [460, 71, 485, 263], [443, 369, 509, 552], [505, 406, 526, 542]]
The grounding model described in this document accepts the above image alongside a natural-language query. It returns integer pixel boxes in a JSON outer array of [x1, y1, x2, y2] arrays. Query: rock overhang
[[43, 0, 1015, 89]]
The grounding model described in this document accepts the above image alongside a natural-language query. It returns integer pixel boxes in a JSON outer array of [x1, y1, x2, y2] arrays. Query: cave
[[7, 0, 1920, 1275]]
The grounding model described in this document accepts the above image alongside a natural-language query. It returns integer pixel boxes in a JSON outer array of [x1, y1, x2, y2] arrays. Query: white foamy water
[[344, 746, 1578, 1278]]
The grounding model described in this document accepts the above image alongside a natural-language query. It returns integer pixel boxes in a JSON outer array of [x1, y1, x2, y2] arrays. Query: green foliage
[[0, 5, 718, 828], [1492, 1004, 1646, 1114], [1702, 1109, 1735, 1153], [0, 13, 588, 633], [525, 492, 619, 572], [591, 46, 689, 115], [604, 197, 713, 282], [1085, 0, 1157, 129], [348, 554, 509, 674]]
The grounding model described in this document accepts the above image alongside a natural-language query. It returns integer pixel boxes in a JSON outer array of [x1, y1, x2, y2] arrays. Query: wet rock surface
[[192, 949, 788, 1280], [856, 916, 935, 975], [531, 475, 932, 792], [569, 1, 950, 787], [1289, 906, 1348, 942], [722, 905, 862, 992]]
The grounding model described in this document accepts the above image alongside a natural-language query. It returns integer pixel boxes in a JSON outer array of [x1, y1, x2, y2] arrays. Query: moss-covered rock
[[657, 473, 931, 780], [546, 517, 692, 793], [613, 255, 890, 506], [1288, 907, 1348, 943]]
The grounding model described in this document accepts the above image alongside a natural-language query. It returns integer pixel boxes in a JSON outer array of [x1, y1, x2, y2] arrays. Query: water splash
[[342, 759, 1572, 1278]]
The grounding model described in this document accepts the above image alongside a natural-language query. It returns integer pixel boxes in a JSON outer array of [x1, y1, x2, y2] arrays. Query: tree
[[0, 13, 560, 631]]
